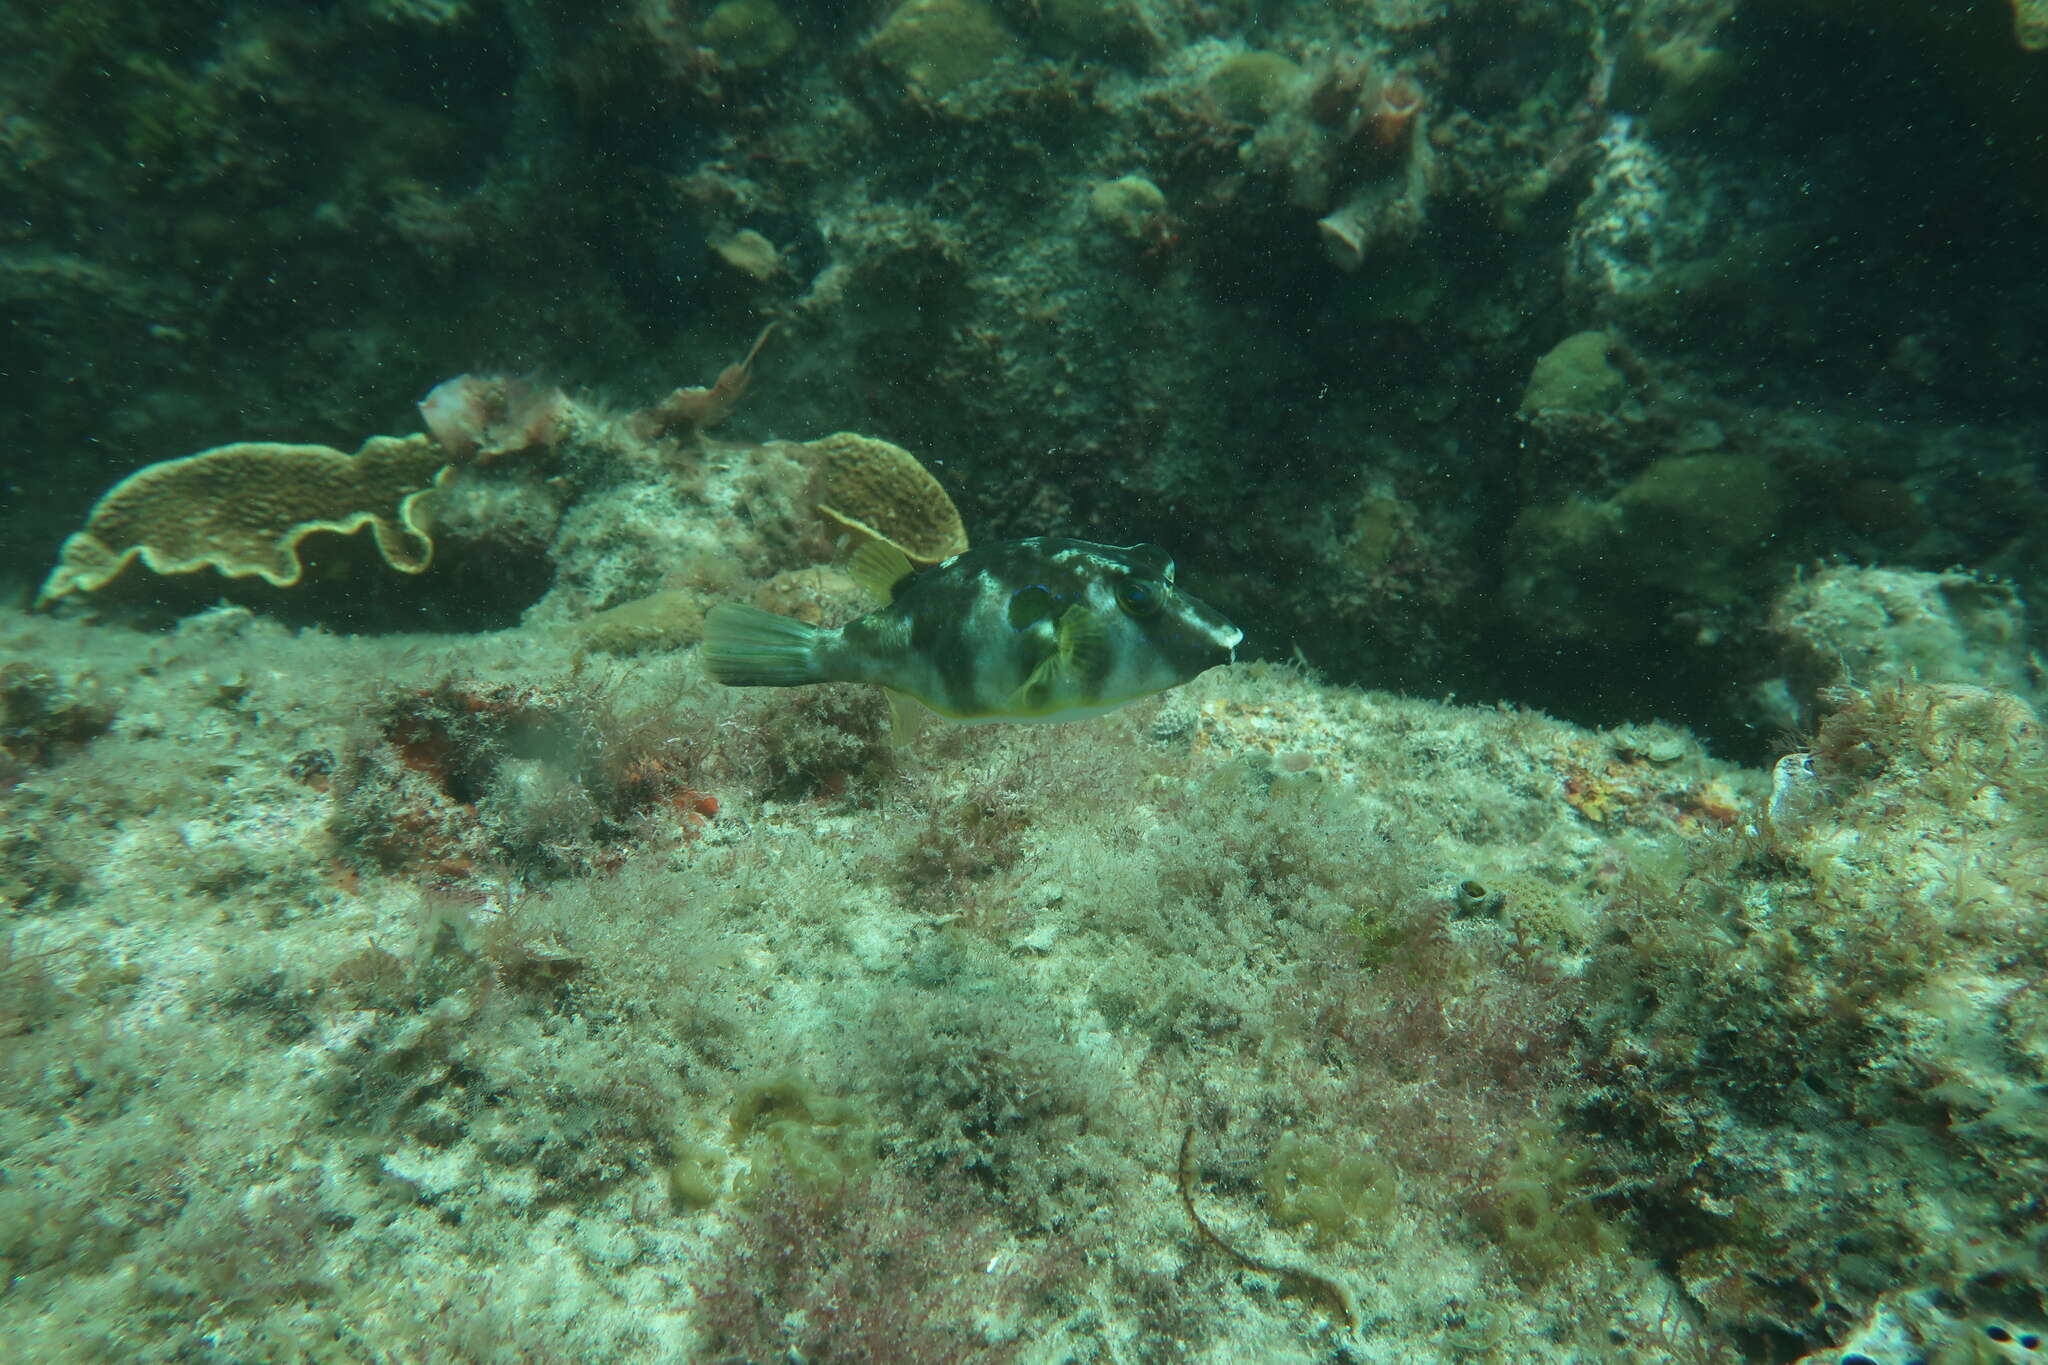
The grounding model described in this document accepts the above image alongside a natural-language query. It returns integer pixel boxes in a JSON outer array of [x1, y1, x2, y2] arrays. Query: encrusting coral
[[35, 435, 451, 608]]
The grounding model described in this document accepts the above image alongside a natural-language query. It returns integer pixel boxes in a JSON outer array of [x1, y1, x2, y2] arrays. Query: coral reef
[[4, 0, 2045, 748], [4, 0, 2048, 1360], [1764, 565, 2043, 729]]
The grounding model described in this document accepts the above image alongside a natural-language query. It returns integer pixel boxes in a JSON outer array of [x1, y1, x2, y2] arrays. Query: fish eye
[[1116, 579, 1162, 619]]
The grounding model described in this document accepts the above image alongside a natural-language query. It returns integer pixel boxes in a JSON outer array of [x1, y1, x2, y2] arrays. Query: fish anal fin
[[885, 688, 928, 747]]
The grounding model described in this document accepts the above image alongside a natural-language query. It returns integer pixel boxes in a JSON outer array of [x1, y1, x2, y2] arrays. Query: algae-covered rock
[[1520, 331, 1628, 418], [1504, 453, 1782, 637], [868, 0, 1021, 97], [1769, 566, 2040, 716], [1616, 453, 1781, 591], [699, 0, 798, 68], [1207, 51, 1303, 122]]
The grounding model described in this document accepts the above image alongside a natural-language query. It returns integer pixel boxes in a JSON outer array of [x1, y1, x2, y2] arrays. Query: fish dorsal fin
[[1008, 605, 1106, 715], [848, 538, 916, 606], [1125, 543, 1175, 581]]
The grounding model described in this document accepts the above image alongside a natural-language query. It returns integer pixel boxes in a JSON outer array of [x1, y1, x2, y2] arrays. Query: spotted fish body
[[701, 537, 1243, 724]]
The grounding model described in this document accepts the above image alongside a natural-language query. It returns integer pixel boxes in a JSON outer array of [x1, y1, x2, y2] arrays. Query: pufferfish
[[701, 537, 1242, 735]]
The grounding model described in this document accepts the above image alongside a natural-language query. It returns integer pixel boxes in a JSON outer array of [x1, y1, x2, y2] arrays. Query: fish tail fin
[[701, 602, 828, 687]]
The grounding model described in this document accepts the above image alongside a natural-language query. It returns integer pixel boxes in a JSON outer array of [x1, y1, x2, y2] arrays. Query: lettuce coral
[[36, 435, 451, 607], [802, 431, 969, 565]]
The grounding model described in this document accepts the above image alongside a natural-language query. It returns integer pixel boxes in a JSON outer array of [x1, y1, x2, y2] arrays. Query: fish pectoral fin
[[849, 539, 916, 606], [1056, 604, 1108, 673], [1007, 607, 1106, 715]]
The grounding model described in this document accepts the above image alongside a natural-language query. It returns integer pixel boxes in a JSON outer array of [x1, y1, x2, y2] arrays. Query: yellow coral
[[37, 435, 450, 607], [803, 431, 969, 565]]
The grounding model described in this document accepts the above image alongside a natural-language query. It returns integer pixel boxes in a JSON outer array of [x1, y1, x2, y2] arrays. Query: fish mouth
[[1204, 618, 1236, 663], [1169, 588, 1241, 667], [1204, 621, 1244, 666], [1184, 597, 1243, 663]]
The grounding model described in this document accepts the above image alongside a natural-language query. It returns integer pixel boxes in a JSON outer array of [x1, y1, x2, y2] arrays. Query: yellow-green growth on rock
[[1263, 1132, 1399, 1245], [1473, 1129, 1622, 1282], [1616, 453, 1782, 596], [1519, 331, 1627, 418], [729, 1075, 878, 1194], [699, 0, 798, 68], [1089, 174, 1167, 238], [578, 589, 708, 658], [868, 0, 1021, 97], [1038, 0, 1150, 56], [1207, 51, 1303, 122], [667, 1127, 727, 1210]]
